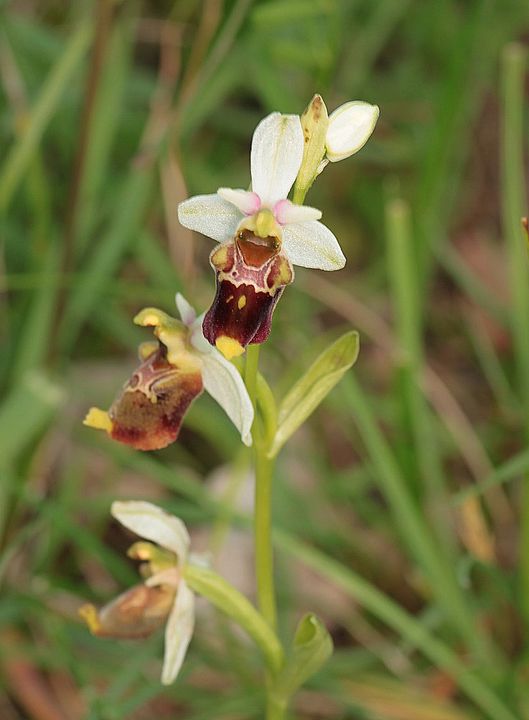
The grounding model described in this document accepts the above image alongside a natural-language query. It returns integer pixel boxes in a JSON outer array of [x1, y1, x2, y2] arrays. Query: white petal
[[282, 221, 346, 270], [326, 102, 379, 162], [111, 501, 190, 560], [175, 293, 196, 326], [161, 581, 195, 685], [188, 312, 211, 354], [178, 194, 242, 242], [217, 188, 261, 215], [274, 199, 322, 225], [250, 113, 304, 206], [200, 350, 254, 446]]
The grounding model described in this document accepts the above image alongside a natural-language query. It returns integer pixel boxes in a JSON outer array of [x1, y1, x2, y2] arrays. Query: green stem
[[244, 343, 260, 406], [254, 449, 277, 630], [245, 344, 277, 630], [266, 694, 287, 720], [245, 344, 281, 718]]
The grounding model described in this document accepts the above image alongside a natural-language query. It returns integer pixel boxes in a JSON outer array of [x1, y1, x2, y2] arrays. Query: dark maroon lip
[[204, 235, 294, 351], [203, 279, 286, 349]]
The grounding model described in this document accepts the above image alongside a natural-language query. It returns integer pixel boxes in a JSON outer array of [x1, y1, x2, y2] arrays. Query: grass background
[[1, 0, 529, 718]]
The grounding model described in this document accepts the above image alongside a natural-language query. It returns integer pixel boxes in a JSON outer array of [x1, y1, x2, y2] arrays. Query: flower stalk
[[83, 94, 377, 720], [245, 344, 278, 632]]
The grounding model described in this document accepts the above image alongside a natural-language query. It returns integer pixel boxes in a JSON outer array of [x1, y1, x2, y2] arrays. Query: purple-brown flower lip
[[202, 226, 293, 357], [83, 296, 254, 448]]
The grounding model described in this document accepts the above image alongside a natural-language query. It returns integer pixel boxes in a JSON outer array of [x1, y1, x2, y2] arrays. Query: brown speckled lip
[[203, 234, 293, 349], [108, 344, 203, 451]]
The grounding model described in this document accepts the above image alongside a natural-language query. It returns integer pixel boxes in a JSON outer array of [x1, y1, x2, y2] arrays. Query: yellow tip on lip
[[78, 603, 102, 635], [83, 407, 112, 433], [215, 336, 245, 360]]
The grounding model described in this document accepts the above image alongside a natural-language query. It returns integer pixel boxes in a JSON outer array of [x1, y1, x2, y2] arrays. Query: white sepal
[[161, 581, 195, 685], [200, 349, 254, 446], [177, 194, 241, 243], [251, 113, 304, 206], [111, 501, 190, 561], [282, 221, 346, 270], [175, 292, 197, 326], [326, 102, 379, 162]]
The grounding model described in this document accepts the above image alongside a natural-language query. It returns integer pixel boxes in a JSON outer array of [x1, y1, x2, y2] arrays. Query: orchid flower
[[177, 112, 346, 359], [84, 293, 253, 450], [80, 501, 196, 685]]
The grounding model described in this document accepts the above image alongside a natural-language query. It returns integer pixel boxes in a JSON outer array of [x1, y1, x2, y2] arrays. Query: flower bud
[[325, 101, 379, 162]]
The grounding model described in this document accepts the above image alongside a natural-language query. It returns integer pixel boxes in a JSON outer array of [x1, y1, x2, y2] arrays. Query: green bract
[[269, 331, 360, 457], [274, 613, 333, 700]]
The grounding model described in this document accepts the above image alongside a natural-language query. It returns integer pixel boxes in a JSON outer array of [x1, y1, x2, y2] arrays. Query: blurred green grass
[[1, 0, 529, 718]]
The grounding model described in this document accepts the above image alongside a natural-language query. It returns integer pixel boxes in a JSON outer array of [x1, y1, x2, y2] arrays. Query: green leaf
[[0, 18, 92, 214], [0, 371, 63, 537], [269, 331, 359, 457], [0, 370, 63, 467], [274, 613, 333, 699]]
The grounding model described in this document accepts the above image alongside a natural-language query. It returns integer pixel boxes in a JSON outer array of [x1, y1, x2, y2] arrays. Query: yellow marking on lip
[[79, 604, 102, 635], [237, 295, 247, 310], [215, 336, 244, 360]]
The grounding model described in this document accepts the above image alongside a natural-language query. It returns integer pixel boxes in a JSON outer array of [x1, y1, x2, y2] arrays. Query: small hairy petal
[[161, 581, 195, 685], [178, 194, 241, 242], [250, 113, 304, 206], [217, 188, 261, 215], [111, 500, 190, 559], [282, 221, 346, 270], [273, 199, 322, 225]]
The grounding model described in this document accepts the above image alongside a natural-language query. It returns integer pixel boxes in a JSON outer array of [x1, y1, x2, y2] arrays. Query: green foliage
[[269, 330, 359, 457], [273, 613, 333, 699]]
